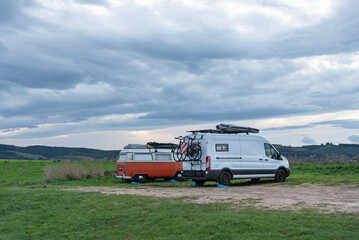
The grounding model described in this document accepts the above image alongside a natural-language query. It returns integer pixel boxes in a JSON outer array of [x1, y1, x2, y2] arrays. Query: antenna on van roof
[[187, 123, 259, 134]]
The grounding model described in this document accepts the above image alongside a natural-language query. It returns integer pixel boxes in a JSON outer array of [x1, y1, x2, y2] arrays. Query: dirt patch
[[63, 184, 359, 213]]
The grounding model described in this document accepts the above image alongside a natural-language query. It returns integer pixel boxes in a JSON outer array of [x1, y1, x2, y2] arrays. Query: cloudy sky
[[1, 0, 359, 150]]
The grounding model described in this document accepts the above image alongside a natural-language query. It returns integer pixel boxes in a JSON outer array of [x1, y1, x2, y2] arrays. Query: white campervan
[[177, 124, 290, 186]]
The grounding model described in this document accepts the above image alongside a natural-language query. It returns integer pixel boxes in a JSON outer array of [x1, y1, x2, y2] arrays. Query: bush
[[44, 162, 105, 180]]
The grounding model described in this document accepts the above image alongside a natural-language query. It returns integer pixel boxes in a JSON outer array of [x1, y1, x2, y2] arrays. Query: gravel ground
[[64, 184, 359, 213]]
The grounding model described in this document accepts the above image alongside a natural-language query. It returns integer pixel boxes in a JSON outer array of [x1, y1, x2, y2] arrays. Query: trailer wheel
[[174, 172, 183, 181], [218, 171, 231, 186], [275, 169, 286, 182], [135, 174, 147, 183]]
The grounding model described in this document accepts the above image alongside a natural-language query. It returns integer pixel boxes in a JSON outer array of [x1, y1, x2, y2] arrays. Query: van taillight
[[206, 156, 211, 171]]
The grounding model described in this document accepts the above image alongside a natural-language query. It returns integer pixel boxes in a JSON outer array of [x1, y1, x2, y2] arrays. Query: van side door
[[152, 153, 174, 178], [240, 138, 264, 175]]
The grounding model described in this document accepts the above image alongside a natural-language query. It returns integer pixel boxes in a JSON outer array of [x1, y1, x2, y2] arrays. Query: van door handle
[[259, 158, 263, 160], [265, 159, 268, 161]]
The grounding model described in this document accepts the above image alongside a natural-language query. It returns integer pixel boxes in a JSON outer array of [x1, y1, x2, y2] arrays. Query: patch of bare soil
[[63, 184, 359, 213]]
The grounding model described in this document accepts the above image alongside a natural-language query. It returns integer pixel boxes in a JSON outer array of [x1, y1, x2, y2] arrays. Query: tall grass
[[44, 162, 105, 180]]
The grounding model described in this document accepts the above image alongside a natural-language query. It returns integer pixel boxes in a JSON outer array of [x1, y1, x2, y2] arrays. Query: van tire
[[174, 172, 183, 181], [275, 169, 286, 182], [135, 174, 147, 183], [218, 171, 231, 186]]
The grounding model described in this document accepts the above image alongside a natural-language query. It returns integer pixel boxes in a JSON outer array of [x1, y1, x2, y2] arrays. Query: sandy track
[[64, 184, 359, 213]]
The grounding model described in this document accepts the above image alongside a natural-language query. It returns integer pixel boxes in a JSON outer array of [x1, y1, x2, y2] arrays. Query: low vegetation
[[44, 162, 106, 180], [0, 159, 115, 186], [0, 187, 358, 240], [1, 159, 359, 187], [0, 159, 358, 239]]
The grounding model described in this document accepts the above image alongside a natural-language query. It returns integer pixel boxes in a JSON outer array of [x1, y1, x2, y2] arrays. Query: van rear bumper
[[181, 170, 219, 181], [115, 173, 132, 180]]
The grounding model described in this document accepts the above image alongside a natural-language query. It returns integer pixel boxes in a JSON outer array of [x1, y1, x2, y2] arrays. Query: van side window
[[241, 140, 262, 156], [155, 154, 172, 161], [264, 143, 281, 160], [134, 153, 152, 161], [216, 144, 229, 152], [118, 154, 127, 162]]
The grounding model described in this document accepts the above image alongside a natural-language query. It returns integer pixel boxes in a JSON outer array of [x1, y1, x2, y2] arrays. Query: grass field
[[1, 187, 358, 240], [1, 159, 358, 187], [0, 159, 358, 239]]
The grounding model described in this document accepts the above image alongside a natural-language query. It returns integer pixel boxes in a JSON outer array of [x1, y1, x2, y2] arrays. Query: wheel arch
[[219, 168, 233, 179], [276, 166, 290, 177]]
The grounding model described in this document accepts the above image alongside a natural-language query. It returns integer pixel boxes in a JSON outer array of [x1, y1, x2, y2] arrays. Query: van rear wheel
[[174, 172, 183, 181], [218, 171, 231, 186], [135, 174, 147, 183], [275, 169, 286, 182]]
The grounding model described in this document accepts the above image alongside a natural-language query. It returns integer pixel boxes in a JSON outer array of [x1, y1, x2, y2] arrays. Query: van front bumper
[[115, 173, 132, 180], [286, 168, 291, 177]]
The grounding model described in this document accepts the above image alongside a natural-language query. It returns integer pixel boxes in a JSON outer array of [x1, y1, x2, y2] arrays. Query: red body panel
[[117, 162, 182, 178]]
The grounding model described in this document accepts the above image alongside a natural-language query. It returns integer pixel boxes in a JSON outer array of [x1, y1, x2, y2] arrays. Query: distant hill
[[0, 142, 358, 162], [275, 143, 359, 162], [0, 144, 120, 161]]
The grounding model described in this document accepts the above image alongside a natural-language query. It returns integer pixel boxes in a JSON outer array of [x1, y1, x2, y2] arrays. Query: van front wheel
[[275, 169, 286, 182], [218, 171, 231, 186]]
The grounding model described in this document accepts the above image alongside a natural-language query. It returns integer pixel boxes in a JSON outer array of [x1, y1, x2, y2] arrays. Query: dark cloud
[[0, 0, 358, 142], [348, 135, 359, 143], [316, 120, 359, 129], [74, 0, 107, 6], [302, 137, 316, 144], [264, 119, 359, 132], [0, 0, 22, 23]]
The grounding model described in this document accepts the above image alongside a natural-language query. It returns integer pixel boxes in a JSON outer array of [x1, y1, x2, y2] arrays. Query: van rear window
[[216, 144, 229, 152], [242, 140, 262, 156]]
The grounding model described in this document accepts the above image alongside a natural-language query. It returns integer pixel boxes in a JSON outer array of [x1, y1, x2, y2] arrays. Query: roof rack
[[146, 142, 179, 149], [188, 123, 260, 134]]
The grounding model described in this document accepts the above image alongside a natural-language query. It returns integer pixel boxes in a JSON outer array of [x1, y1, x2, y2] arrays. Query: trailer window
[[216, 144, 229, 152], [118, 154, 127, 162], [134, 153, 152, 161], [155, 154, 172, 161]]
